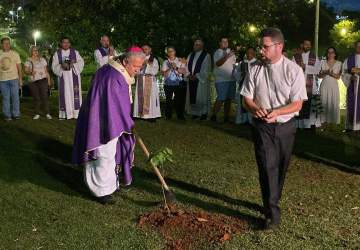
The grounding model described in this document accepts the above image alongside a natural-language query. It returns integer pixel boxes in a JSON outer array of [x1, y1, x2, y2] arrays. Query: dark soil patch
[[138, 204, 248, 250]]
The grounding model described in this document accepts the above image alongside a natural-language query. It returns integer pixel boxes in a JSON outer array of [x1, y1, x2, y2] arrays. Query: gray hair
[[126, 51, 146, 60], [115, 50, 146, 64]]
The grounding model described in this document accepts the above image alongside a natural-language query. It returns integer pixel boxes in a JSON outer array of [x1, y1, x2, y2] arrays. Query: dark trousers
[[164, 83, 186, 119], [29, 78, 50, 115], [252, 118, 296, 223]]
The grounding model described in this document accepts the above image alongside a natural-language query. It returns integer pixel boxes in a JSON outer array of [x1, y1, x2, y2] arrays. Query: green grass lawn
[[0, 96, 360, 250]]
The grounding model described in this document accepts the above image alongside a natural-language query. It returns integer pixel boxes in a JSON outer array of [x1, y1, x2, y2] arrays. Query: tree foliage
[[2, 0, 340, 57]]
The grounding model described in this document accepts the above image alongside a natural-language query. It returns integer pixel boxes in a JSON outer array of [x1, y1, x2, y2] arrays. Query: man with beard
[[94, 35, 118, 69], [241, 28, 307, 230]]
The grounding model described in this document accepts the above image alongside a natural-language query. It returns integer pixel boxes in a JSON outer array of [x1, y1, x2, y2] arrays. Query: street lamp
[[249, 25, 256, 33], [314, 0, 320, 56], [33, 30, 40, 46], [9, 10, 15, 22], [340, 28, 347, 36], [16, 6, 22, 23]]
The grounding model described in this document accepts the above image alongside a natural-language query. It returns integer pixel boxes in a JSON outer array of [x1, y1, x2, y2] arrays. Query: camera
[[62, 57, 71, 71]]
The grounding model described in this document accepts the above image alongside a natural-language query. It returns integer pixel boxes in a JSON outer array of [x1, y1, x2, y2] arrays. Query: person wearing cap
[[72, 46, 145, 205]]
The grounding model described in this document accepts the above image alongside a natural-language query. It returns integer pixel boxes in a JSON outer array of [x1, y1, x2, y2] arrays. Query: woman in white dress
[[319, 47, 342, 125]]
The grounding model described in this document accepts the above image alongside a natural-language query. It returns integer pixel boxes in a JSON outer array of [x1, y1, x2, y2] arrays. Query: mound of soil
[[138, 204, 248, 250]]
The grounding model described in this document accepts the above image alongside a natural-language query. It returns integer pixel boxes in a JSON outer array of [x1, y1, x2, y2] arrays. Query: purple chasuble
[[57, 48, 81, 112], [72, 64, 135, 185], [346, 54, 360, 123]]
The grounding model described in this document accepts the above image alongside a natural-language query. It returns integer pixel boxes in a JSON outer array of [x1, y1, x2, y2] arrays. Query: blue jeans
[[0, 79, 20, 118]]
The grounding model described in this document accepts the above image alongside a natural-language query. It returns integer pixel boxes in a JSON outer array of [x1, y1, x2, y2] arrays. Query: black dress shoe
[[97, 195, 115, 205]]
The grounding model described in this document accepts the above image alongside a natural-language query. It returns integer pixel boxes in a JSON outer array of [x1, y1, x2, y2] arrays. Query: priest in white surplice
[[52, 37, 84, 119], [94, 35, 118, 69], [292, 39, 321, 128], [342, 40, 360, 131], [185, 39, 211, 120], [133, 44, 161, 121]]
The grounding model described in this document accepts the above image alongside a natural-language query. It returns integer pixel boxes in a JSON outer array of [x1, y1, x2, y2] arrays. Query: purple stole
[[97, 47, 108, 57], [346, 54, 360, 123], [294, 52, 316, 119], [187, 51, 207, 104], [294, 52, 316, 94], [57, 48, 81, 112], [137, 75, 153, 116]]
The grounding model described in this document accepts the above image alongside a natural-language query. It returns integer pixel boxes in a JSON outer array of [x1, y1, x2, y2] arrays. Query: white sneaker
[[46, 114, 52, 120], [33, 114, 40, 120]]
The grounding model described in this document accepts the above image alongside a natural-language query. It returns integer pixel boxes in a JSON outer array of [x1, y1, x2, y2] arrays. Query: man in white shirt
[[241, 27, 307, 230], [0, 37, 22, 121], [211, 37, 236, 123]]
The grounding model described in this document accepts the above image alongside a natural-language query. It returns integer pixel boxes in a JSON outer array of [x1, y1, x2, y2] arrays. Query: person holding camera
[[211, 37, 237, 123], [161, 46, 187, 120], [52, 36, 84, 120], [24, 45, 52, 120]]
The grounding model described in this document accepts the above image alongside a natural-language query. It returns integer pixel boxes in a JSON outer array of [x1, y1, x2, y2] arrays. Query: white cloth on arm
[[133, 57, 161, 119], [84, 137, 119, 197], [52, 49, 84, 119], [94, 48, 118, 69], [185, 51, 212, 116], [240, 56, 307, 123]]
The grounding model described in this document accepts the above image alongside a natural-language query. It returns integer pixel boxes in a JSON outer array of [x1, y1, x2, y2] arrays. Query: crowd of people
[[1, 28, 360, 230], [1, 34, 360, 132]]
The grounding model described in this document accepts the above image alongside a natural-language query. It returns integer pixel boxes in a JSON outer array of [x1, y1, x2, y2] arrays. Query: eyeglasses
[[258, 42, 280, 50]]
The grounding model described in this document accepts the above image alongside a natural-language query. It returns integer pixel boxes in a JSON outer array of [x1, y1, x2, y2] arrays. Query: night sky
[[322, 0, 360, 12]]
